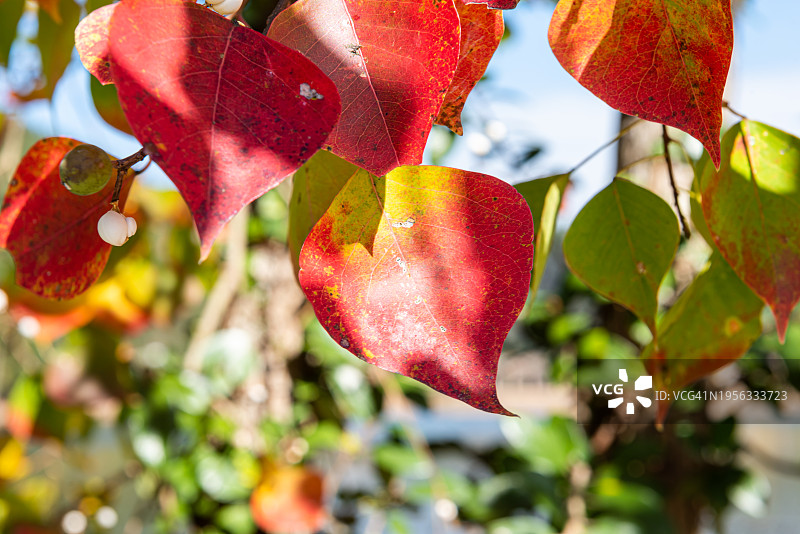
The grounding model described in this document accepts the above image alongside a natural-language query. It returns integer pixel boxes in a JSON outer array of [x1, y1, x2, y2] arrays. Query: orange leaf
[[250, 464, 326, 534]]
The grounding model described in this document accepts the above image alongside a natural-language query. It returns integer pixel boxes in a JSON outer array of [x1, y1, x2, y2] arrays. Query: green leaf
[[563, 178, 679, 335], [699, 120, 800, 342], [515, 173, 569, 299], [288, 150, 359, 275], [0, 0, 24, 66], [25, 0, 80, 100], [642, 253, 763, 423]]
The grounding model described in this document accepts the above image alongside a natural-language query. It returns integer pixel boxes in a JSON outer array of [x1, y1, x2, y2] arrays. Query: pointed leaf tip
[[548, 0, 732, 167], [299, 165, 533, 414], [108, 0, 341, 260]]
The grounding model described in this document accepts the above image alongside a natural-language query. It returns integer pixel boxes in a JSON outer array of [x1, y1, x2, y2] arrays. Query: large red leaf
[[436, 0, 504, 136], [699, 121, 800, 342], [108, 0, 341, 259], [268, 0, 460, 177], [299, 165, 533, 414], [75, 2, 115, 85], [548, 0, 732, 167], [0, 138, 133, 300]]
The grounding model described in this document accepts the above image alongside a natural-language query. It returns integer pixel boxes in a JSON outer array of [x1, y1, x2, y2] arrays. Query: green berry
[[59, 144, 114, 196]]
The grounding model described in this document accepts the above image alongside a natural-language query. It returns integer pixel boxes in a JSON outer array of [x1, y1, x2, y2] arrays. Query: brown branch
[[183, 209, 250, 371], [662, 126, 690, 239], [111, 147, 147, 204], [568, 117, 644, 175], [722, 100, 748, 120], [263, 0, 292, 34]]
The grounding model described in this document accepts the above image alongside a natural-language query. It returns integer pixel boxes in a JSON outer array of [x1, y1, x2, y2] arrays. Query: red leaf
[[268, 0, 460, 176], [548, 0, 732, 167], [108, 0, 341, 259], [465, 0, 520, 9], [250, 464, 326, 534], [0, 138, 132, 300], [299, 166, 533, 414], [75, 3, 115, 85], [436, 0, 504, 136]]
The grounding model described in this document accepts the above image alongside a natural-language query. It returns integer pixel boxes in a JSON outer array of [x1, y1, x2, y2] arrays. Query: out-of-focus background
[[1, 0, 800, 533]]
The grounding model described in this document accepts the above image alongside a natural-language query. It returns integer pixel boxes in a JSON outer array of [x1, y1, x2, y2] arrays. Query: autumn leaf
[[548, 0, 732, 167], [0, 138, 133, 300], [436, 0, 504, 136], [108, 0, 341, 259], [250, 463, 326, 534], [35, 0, 62, 24], [288, 150, 359, 276], [269, 0, 460, 176], [75, 2, 115, 85], [563, 178, 679, 336], [515, 174, 569, 300], [465, 0, 521, 9], [299, 165, 533, 414], [699, 120, 800, 342], [643, 253, 763, 424]]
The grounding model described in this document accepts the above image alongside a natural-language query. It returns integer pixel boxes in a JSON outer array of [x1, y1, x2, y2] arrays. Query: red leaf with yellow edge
[[108, 0, 341, 260], [699, 121, 800, 342], [269, 0, 459, 176], [299, 166, 533, 415], [548, 0, 732, 167], [642, 253, 763, 424], [436, 0, 504, 136], [75, 3, 115, 85], [250, 463, 326, 534], [0, 138, 133, 300]]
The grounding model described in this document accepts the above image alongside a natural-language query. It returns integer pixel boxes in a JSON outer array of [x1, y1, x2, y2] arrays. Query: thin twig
[[183, 209, 250, 371], [568, 118, 643, 174], [722, 100, 748, 120], [662, 125, 690, 239], [263, 0, 292, 34], [111, 147, 148, 204]]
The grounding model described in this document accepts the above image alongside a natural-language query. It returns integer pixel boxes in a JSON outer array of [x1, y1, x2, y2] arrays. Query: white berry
[[126, 216, 137, 238], [208, 0, 242, 15], [98, 210, 129, 246]]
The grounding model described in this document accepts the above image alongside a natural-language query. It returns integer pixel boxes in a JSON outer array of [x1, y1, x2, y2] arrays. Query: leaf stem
[[568, 118, 643, 174], [722, 100, 748, 120], [662, 126, 690, 239], [110, 147, 148, 204]]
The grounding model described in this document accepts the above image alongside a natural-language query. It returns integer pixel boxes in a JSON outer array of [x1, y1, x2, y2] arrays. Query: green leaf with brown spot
[[563, 178, 679, 336]]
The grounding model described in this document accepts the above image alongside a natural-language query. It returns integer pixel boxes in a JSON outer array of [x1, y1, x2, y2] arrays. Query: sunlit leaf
[[699, 121, 800, 342], [643, 253, 763, 423], [515, 174, 569, 299], [268, 0, 459, 176], [0, 138, 133, 299], [548, 0, 732, 167], [563, 178, 679, 336], [75, 3, 115, 85], [108, 0, 341, 259], [299, 165, 533, 414], [288, 150, 359, 275], [436, 0, 504, 135]]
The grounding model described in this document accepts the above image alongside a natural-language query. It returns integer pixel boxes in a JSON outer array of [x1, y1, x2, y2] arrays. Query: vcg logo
[[592, 369, 653, 414]]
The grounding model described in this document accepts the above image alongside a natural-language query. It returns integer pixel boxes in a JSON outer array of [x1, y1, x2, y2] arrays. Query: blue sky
[[9, 0, 800, 213]]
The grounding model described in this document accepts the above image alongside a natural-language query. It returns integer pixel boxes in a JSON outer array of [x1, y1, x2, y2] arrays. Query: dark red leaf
[[268, 0, 459, 176], [108, 0, 341, 259], [299, 165, 533, 414], [436, 0, 504, 136], [0, 138, 133, 300]]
